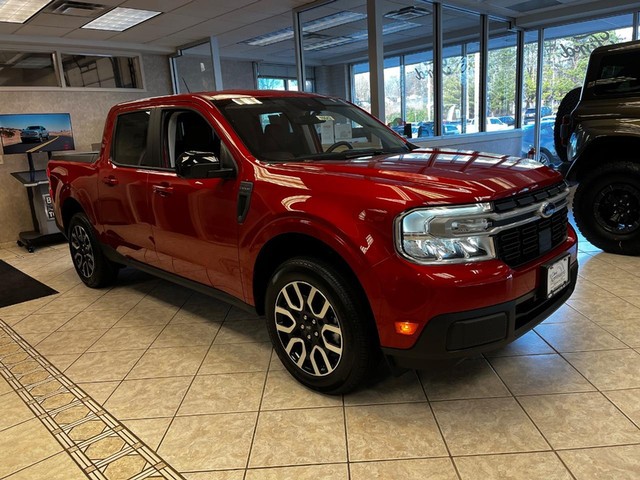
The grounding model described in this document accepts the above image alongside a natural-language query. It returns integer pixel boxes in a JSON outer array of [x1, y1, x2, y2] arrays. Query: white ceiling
[[0, 0, 638, 60]]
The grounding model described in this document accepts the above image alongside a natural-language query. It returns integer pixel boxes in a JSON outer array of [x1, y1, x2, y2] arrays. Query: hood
[[277, 148, 563, 205]]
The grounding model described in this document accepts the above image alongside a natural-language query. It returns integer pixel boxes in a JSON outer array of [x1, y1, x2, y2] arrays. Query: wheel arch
[[252, 233, 376, 329], [61, 198, 86, 235]]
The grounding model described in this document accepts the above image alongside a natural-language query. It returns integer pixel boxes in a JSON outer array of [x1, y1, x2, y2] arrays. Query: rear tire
[[68, 213, 118, 287], [265, 257, 377, 394], [553, 87, 582, 162], [573, 161, 640, 255]]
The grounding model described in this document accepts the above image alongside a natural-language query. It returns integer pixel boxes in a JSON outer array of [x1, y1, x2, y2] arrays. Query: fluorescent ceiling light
[[305, 22, 420, 52], [244, 10, 366, 47], [384, 6, 430, 21], [0, 0, 51, 23], [82, 7, 160, 31]]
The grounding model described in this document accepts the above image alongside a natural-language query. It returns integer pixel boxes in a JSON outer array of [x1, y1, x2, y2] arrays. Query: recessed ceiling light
[[0, 0, 51, 23], [82, 7, 160, 31]]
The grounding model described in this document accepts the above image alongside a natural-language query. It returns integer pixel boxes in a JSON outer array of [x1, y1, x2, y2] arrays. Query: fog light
[[395, 321, 419, 335]]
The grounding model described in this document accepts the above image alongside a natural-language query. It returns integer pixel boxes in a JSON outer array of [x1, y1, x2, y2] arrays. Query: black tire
[[68, 213, 118, 287], [265, 257, 377, 394], [553, 87, 582, 162], [538, 149, 553, 167], [573, 161, 640, 255]]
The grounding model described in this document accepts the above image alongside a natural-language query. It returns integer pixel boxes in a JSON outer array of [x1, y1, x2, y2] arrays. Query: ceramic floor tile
[[5, 451, 87, 480], [150, 322, 220, 348], [261, 370, 342, 410], [34, 329, 108, 355], [225, 307, 261, 322], [36, 295, 96, 314], [535, 322, 627, 352], [484, 330, 555, 357], [344, 370, 427, 406], [122, 417, 172, 449], [126, 346, 209, 379], [105, 376, 192, 419], [85, 293, 143, 312], [559, 445, 640, 480], [115, 305, 178, 327], [12, 312, 75, 334], [45, 353, 81, 372], [419, 357, 510, 401], [0, 418, 63, 478], [431, 397, 548, 456], [171, 294, 230, 324], [489, 354, 595, 395], [519, 392, 640, 449], [77, 381, 120, 404], [454, 452, 573, 480], [246, 464, 349, 480], [214, 319, 270, 344], [0, 376, 12, 396], [567, 296, 640, 323], [350, 458, 457, 480], [0, 315, 27, 327], [65, 349, 146, 383], [199, 342, 273, 375], [87, 325, 164, 352], [0, 297, 56, 317], [540, 304, 592, 325], [0, 391, 33, 432], [597, 319, 640, 348], [57, 309, 129, 331], [178, 372, 266, 415], [564, 349, 640, 390], [345, 402, 447, 462], [250, 407, 347, 467], [184, 471, 245, 480], [159, 412, 257, 471], [603, 389, 640, 427]]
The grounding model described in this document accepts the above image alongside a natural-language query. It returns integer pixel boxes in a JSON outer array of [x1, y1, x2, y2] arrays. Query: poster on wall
[[0, 113, 75, 155]]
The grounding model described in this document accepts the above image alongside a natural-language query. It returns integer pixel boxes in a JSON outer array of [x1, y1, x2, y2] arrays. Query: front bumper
[[382, 259, 577, 368]]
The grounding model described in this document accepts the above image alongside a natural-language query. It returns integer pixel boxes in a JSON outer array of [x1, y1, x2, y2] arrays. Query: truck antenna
[[181, 77, 191, 93]]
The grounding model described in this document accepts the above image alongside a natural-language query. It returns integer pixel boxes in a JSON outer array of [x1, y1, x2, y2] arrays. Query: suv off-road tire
[[68, 213, 118, 288], [554, 87, 582, 162], [573, 161, 640, 255], [265, 257, 377, 394]]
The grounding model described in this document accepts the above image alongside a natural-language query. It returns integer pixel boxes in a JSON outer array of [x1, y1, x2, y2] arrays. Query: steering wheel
[[326, 141, 354, 152]]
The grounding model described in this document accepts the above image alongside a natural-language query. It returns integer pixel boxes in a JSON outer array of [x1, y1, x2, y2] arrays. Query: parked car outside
[[524, 106, 552, 124], [498, 115, 515, 126], [521, 118, 562, 168], [21, 125, 49, 143]]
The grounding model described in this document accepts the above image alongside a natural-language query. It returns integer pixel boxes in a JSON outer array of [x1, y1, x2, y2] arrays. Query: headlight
[[396, 203, 496, 264]]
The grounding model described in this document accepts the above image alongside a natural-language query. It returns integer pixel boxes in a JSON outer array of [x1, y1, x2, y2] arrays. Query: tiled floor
[[1, 227, 640, 480]]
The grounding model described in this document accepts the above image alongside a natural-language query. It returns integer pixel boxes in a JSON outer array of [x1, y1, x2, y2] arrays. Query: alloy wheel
[[273, 281, 343, 376], [594, 183, 640, 234], [70, 225, 95, 278]]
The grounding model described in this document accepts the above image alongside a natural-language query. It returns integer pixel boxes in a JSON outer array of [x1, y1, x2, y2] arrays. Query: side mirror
[[176, 151, 235, 179]]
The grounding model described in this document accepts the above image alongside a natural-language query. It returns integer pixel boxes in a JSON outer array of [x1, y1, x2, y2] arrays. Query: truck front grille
[[495, 207, 569, 267]]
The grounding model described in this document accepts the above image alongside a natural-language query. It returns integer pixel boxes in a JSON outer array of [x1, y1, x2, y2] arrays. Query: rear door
[[145, 107, 243, 298], [96, 109, 155, 263]]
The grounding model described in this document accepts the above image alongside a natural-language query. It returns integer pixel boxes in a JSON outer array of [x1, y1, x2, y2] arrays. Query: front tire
[[68, 213, 118, 287], [265, 257, 377, 394], [573, 161, 640, 255]]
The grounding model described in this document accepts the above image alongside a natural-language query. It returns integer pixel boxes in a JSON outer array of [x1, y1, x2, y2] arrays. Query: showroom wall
[[221, 59, 255, 90], [0, 54, 172, 245]]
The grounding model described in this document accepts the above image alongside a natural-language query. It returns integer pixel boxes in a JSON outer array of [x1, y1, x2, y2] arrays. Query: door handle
[[101, 175, 118, 186], [152, 184, 174, 197]]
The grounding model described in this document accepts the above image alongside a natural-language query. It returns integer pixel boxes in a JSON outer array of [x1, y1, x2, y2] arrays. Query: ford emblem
[[539, 201, 556, 218]]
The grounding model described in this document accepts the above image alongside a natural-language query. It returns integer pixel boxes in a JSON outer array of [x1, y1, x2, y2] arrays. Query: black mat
[[0, 260, 58, 308]]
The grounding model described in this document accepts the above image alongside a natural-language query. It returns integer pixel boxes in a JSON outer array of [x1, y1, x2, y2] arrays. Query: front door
[[146, 108, 243, 299]]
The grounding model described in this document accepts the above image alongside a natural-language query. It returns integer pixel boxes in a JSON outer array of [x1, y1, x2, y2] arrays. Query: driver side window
[[163, 110, 221, 169]]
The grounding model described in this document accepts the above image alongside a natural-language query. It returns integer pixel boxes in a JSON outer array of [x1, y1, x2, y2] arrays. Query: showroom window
[[0, 51, 59, 87], [173, 42, 216, 93], [487, 19, 517, 131], [61, 54, 142, 89]]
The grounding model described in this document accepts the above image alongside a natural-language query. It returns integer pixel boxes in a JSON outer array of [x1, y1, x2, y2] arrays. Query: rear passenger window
[[112, 110, 150, 166], [590, 53, 640, 96]]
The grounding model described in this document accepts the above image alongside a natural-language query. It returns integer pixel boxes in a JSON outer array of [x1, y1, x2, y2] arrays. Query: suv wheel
[[553, 87, 582, 162], [265, 257, 377, 394], [68, 213, 118, 287], [573, 161, 640, 255]]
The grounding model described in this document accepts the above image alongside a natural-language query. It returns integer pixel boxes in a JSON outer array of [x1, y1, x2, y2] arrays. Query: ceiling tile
[[170, 0, 256, 18], [121, 0, 192, 12], [16, 25, 75, 36], [109, 24, 166, 42], [28, 13, 92, 28], [63, 28, 120, 40], [147, 12, 204, 29]]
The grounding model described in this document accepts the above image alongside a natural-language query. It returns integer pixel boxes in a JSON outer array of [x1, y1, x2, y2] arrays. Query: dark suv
[[555, 40, 640, 255]]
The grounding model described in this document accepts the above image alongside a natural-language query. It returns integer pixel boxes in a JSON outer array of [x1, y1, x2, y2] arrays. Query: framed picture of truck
[[0, 113, 75, 155]]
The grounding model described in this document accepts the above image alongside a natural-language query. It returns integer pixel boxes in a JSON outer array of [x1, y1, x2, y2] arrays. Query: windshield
[[26, 126, 40, 130], [211, 95, 412, 162]]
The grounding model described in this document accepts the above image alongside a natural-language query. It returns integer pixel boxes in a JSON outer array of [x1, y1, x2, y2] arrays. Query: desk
[[11, 169, 64, 252]]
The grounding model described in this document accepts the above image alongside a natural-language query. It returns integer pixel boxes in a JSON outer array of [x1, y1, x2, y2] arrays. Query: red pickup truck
[[49, 91, 578, 393]]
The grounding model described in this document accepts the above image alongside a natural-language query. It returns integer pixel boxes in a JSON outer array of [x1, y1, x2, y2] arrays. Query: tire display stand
[[11, 152, 64, 253]]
